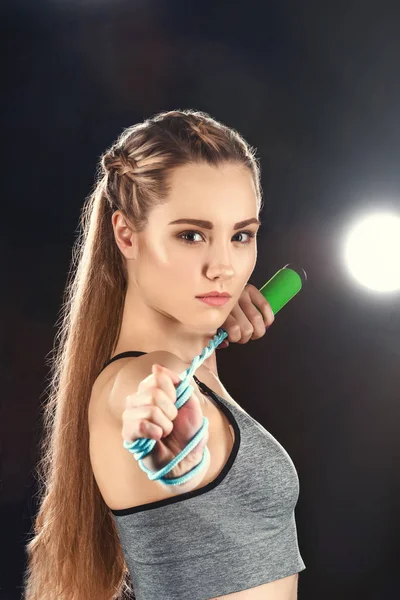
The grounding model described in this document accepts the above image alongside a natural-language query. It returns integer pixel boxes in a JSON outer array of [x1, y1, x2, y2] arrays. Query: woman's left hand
[[217, 283, 275, 349]]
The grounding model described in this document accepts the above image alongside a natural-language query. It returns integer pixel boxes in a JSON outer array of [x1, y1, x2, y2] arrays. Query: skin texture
[[111, 162, 260, 365]]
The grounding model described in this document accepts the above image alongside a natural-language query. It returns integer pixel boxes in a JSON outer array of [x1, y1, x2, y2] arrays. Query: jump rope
[[123, 264, 307, 486]]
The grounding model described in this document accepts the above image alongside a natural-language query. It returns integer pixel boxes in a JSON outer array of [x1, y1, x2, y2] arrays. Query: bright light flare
[[343, 212, 400, 292]]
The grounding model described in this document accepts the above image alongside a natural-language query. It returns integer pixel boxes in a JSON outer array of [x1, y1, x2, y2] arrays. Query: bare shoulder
[[105, 351, 192, 426]]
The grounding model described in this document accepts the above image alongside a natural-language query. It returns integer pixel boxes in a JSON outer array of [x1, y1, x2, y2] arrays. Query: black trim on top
[[100, 351, 241, 516], [100, 351, 147, 374]]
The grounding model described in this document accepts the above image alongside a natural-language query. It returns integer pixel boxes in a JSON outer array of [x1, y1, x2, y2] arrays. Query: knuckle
[[264, 304, 274, 322], [124, 393, 136, 408], [137, 373, 152, 391], [150, 404, 161, 419], [165, 402, 176, 420], [122, 407, 133, 422], [152, 387, 163, 403], [231, 325, 241, 340], [139, 420, 148, 435]]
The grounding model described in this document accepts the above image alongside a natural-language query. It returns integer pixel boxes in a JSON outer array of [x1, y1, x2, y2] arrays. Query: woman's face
[[126, 162, 260, 335]]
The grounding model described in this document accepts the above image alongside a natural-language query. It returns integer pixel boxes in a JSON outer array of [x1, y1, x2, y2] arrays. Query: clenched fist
[[122, 363, 210, 483]]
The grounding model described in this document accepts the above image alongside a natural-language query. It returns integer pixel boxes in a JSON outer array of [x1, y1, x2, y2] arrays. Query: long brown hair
[[23, 109, 263, 599]]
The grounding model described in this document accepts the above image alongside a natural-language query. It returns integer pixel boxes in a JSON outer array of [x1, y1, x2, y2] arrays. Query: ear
[[111, 210, 139, 260]]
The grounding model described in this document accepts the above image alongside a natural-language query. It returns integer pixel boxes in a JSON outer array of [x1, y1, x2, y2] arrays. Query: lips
[[196, 293, 231, 298], [197, 296, 231, 306]]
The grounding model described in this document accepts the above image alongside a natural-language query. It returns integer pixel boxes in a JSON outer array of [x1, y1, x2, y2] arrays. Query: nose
[[205, 261, 235, 282]]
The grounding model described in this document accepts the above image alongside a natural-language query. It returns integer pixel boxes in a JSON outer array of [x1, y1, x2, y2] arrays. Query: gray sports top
[[101, 351, 306, 600]]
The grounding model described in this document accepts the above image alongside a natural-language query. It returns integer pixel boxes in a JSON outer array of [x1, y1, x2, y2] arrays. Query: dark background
[[2, 1, 400, 598]]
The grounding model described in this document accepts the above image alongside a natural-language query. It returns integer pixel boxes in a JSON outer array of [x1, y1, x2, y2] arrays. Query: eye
[[177, 230, 257, 246]]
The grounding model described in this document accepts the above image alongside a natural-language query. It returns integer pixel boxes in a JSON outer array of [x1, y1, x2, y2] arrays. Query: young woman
[[24, 109, 306, 599]]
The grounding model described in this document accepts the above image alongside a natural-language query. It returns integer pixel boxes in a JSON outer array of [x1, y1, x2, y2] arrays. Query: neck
[[202, 352, 219, 378]]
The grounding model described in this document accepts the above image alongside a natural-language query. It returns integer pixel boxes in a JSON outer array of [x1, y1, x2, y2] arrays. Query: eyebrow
[[168, 218, 261, 230]]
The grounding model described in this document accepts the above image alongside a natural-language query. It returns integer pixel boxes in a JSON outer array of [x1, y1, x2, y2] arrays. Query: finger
[[246, 286, 275, 327], [136, 363, 181, 394], [258, 301, 274, 327], [124, 403, 174, 439], [219, 312, 242, 343], [155, 363, 183, 384], [222, 288, 261, 344], [216, 339, 230, 349], [138, 420, 163, 441], [145, 402, 175, 437], [240, 299, 268, 341], [234, 299, 262, 343], [150, 371, 179, 420], [128, 376, 179, 422]]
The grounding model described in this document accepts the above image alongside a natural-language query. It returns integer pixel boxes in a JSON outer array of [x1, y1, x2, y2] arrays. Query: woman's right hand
[[121, 363, 209, 482]]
